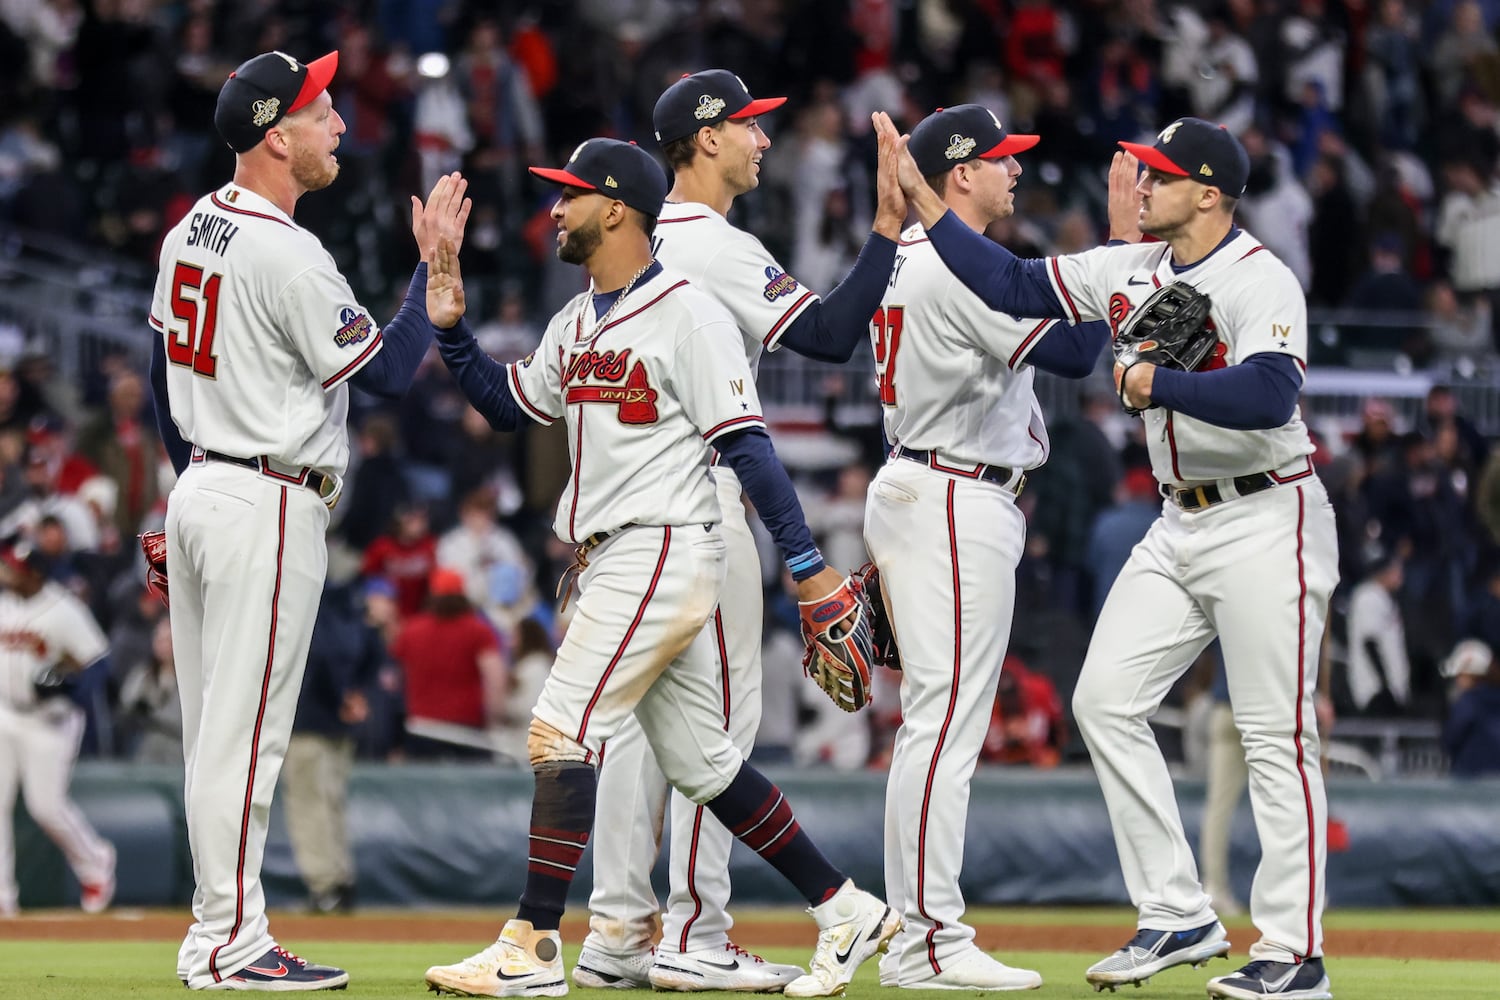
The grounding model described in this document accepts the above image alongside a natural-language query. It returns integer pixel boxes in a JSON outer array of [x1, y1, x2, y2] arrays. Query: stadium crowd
[[0, 0, 1498, 776]]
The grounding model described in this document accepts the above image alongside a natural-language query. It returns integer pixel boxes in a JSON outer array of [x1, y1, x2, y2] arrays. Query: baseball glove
[[798, 576, 876, 713], [139, 529, 169, 608], [850, 563, 902, 671], [1112, 281, 1218, 415]]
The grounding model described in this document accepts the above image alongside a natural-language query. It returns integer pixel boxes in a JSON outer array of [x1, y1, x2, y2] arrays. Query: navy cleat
[[214, 946, 349, 991], [1085, 921, 1230, 992], [1206, 958, 1332, 999]]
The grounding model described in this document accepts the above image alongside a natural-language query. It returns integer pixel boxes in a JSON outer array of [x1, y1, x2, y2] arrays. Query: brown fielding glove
[[1112, 281, 1218, 415], [139, 529, 169, 608], [798, 575, 875, 712]]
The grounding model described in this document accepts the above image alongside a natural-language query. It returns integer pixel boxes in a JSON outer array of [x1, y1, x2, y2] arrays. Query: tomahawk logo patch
[[334, 306, 373, 347]]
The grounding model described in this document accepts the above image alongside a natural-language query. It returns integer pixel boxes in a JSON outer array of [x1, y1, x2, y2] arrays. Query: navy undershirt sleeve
[[714, 427, 826, 582], [1023, 320, 1112, 378], [432, 316, 524, 431], [777, 233, 898, 363], [925, 211, 1067, 318], [1149, 353, 1302, 430], [348, 264, 433, 399], [148, 333, 191, 476]]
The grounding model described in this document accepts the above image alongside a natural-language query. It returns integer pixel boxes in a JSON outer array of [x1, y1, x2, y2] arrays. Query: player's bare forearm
[[1108, 151, 1143, 244], [411, 171, 473, 262]]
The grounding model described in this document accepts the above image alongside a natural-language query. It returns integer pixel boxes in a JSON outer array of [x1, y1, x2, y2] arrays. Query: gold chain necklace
[[578, 259, 654, 342]]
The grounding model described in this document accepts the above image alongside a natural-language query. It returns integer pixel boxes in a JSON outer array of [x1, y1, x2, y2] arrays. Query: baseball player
[[866, 105, 1129, 992], [0, 539, 114, 918], [878, 112, 1338, 1000], [421, 137, 899, 999], [576, 69, 906, 993], [147, 49, 471, 990]]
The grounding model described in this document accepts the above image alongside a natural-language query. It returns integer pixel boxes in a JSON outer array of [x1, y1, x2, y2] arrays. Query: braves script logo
[[563, 349, 659, 423], [1197, 317, 1227, 370], [1108, 292, 1132, 340], [334, 307, 373, 347], [0, 628, 48, 659], [762, 266, 799, 301]]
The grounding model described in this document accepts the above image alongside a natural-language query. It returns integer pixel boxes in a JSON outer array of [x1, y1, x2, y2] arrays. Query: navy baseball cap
[[1119, 118, 1250, 197], [529, 139, 668, 217], [215, 50, 339, 153], [652, 69, 787, 144], [908, 105, 1040, 177]]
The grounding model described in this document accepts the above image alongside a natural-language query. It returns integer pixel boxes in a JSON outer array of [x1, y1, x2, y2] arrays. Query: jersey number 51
[[167, 261, 223, 379]]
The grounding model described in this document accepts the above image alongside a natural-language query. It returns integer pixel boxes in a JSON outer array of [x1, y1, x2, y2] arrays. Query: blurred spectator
[[1441, 638, 1500, 775], [1306, 153, 1363, 308], [1419, 385, 1489, 474], [1345, 544, 1410, 714], [116, 617, 180, 764], [281, 580, 384, 913], [1188, 9, 1258, 135], [360, 502, 437, 619], [75, 370, 161, 541], [1351, 397, 1403, 474], [1428, 1, 1500, 108], [1033, 393, 1124, 615], [391, 566, 506, 761], [411, 50, 473, 195], [1363, 0, 1424, 150], [981, 655, 1065, 767], [1238, 126, 1313, 291], [1084, 466, 1161, 622], [444, 405, 519, 515], [337, 414, 412, 552], [491, 615, 554, 765], [456, 18, 544, 220], [473, 285, 540, 361], [1426, 280, 1492, 361], [1435, 153, 1500, 349], [1342, 234, 1426, 360], [434, 487, 537, 633], [803, 462, 871, 577]]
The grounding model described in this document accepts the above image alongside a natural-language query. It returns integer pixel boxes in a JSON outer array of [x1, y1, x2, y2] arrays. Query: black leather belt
[[893, 447, 1026, 495], [202, 450, 332, 498], [1171, 472, 1275, 511], [579, 522, 638, 553]]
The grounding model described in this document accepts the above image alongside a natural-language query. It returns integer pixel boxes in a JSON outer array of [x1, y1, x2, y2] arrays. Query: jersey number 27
[[871, 305, 904, 407], [167, 261, 222, 378]]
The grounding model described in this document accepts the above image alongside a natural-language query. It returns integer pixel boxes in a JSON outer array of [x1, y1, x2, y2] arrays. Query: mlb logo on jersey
[[334, 306, 373, 348], [762, 266, 799, 302]]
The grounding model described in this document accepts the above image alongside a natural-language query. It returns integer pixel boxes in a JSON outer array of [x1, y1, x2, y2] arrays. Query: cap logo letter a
[[273, 51, 299, 72], [251, 97, 281, 126], [1158, 121, 1182, 143]]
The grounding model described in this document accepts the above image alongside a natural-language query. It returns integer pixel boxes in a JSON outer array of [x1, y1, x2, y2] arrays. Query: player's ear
[[696, 125, 720, 155]]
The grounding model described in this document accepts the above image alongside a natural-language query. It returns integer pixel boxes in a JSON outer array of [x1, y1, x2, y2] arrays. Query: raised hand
[[873, 111, 947, 228], [427, 235, 466, 329], [1108, 150, 1143, 244], [873, 111, 908, 240], [412, 171, 473, 262]]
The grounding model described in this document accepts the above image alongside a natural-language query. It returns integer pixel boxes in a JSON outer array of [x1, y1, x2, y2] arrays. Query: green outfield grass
[[0, 939, 1494, 1000]]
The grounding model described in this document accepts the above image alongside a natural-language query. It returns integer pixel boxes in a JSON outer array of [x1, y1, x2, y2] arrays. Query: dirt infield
[[3, 911, 1491, 962]]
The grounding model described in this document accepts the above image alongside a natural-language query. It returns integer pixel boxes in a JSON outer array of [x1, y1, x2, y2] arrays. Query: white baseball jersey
[[879, 225, 1052, 470], [148, 183, 385, 476], [652, 201, 819, 374], [506, 268, 766, 543], [1047, 230, 1313, 483], [0, 583, 108, 710]]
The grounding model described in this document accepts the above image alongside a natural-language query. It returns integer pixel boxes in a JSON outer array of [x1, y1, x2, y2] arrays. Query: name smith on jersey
[[184, 212, 241, 256]]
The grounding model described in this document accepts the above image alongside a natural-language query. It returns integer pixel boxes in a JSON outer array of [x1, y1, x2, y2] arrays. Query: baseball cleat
[[210, 946, 349, 991], [649, 942, 803, 993], [81, 844, 116, 914], [909, 949, 1042, 991], [784, 880, 902, 997], [571, 945, 652, 990], [1085, 920, 1230, 990], [425, 920, 567, 997], [1206, 958, 1332, 999]]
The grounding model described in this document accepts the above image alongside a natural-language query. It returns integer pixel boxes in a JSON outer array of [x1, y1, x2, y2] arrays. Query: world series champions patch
[[334, 307, 373, 348], [762, 266, 799, 302]]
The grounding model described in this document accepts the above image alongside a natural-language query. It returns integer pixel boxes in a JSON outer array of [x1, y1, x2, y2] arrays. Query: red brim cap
[[287, 51, 339, 115], [728, 95, 787, 119], [528, 166, 597, 191], [980, 133, 1041, 158], [1118, 140, 1190, 176]]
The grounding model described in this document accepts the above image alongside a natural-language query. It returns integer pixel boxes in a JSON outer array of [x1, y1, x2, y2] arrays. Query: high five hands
[[412, 172, 471, 330]]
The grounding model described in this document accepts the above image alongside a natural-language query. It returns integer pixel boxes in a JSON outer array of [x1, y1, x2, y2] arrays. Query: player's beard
[[558, 213, 603, 265], [289, 139, 339, 191]]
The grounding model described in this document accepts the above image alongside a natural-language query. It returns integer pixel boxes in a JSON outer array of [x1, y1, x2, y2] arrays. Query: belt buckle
[[1012, 471, 1027, 498], [316, 472, 343, 510]]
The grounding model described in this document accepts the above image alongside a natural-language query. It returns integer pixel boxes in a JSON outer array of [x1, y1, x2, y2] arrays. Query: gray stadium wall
[[14, 763, 1500, 909]]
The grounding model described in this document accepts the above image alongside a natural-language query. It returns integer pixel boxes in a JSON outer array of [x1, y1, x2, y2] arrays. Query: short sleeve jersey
[[1046, 230, 1314, 483], [506, 269, 766, 543], [0, 582, 109, 710], [877, 225, 1051, 470], [148, 184, 384, 476], [652, 201, 820, 375]]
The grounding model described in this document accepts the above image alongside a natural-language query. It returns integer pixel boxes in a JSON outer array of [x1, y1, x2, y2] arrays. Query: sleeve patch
[[334, 307, 375, 348], [762, 266, 800, 302]]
